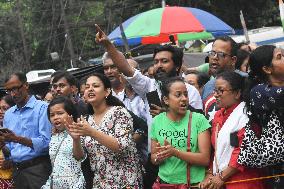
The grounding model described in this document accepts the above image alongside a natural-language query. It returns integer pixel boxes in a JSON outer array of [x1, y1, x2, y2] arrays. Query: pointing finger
[[95, 24, 104, 35]]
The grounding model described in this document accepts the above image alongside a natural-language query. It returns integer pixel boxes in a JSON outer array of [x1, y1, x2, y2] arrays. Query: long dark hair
[[243, 46, 275, 103], [249, 45, 275, 84], [242, 45, 275, 103], [86, 73, 125, 107], [243, 45, 279, 127], [47, 96, 78, 122]]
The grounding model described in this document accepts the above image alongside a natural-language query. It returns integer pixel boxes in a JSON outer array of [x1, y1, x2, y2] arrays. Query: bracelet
[[174, 148, 180, 157]]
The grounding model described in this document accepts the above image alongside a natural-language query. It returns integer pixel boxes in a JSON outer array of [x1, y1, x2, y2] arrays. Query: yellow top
[[0, 150, 13, 180]]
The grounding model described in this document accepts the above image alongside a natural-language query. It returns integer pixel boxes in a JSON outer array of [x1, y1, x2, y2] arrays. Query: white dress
[[41, 131, 85, 189]]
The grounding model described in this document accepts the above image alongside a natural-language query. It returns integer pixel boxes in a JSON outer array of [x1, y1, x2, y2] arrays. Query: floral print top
[[249, 84, 284, 127], [84, 106, 142, 189], [42, 131, 85, 189]]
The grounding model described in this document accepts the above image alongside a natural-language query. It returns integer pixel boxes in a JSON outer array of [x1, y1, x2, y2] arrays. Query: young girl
[[41, 96, 85, 189]]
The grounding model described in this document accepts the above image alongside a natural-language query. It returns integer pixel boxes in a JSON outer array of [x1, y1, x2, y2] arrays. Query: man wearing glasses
[[95, 25, 203, 188], [202, 36, 238, 121], [0, 72, 52, 189]]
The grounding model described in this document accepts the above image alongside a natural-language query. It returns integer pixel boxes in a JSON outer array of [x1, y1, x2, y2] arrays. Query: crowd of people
[[0, 24, 282, 189]]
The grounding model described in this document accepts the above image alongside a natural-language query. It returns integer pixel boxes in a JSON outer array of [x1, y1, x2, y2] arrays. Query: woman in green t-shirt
[[150, 77, 211, 186]]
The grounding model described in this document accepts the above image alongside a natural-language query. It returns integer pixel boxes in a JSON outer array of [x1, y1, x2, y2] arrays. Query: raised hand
[[149, 104, 165, 117], [69, 115, 94, 137], [63, 115, 74, 128], [64, 115, 80, 140], [155, 139, 178, 161], [95, 24, 111, 46]]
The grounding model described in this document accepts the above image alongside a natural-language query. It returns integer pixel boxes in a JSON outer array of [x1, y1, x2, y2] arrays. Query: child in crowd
[[41, 96, 85, 189]]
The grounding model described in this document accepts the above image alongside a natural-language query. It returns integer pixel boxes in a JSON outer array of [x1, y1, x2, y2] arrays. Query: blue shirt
[[202, 78, 216, 100], [3, 95, 52, 162]]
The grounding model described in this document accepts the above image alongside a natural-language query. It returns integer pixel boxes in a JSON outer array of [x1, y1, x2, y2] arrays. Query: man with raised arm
[[95, 25, 202, 116]]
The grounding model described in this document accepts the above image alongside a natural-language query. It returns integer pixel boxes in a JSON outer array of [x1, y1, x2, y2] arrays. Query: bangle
[[175, 149, 180, 157], [218, 171, 225, 182]]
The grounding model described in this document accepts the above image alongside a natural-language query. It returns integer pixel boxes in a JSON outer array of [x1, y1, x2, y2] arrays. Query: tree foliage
[[0, 0, 281, 83]]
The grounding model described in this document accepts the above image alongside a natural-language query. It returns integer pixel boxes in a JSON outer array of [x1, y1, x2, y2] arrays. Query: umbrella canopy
[[109, 6, 234, 46]]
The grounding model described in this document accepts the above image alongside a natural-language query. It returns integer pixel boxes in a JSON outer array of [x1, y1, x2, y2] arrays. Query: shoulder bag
[[152, 112, 192, 189]]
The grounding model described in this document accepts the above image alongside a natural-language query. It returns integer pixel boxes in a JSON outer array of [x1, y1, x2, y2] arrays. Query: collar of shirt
[[112, 89, 125, 101], [11, 95, 37, 112], [123, 90, 139, 101], [219, 102, 240, 126]]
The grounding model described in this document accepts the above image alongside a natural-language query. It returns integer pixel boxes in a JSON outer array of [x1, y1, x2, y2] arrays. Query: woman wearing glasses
[[0, 95, 15, 189], [200, 71, 266, 189]]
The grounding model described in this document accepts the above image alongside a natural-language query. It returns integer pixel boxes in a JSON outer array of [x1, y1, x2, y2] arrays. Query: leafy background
[[0, 0, 280, 83]]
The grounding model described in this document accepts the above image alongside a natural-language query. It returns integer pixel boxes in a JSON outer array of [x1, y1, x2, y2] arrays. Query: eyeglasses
[[213, 88, 233, 95], [5, 84, 24, 94], [208, 50, 232, 59]]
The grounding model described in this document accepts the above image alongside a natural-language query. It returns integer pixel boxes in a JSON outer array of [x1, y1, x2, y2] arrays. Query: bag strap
[[186, 112, 192, 187], [50, 132, 68, 189]]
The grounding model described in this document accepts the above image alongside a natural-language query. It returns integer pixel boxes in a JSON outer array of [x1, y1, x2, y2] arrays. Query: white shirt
[[112, 89, 149, 123], [125, 70, 203, 151]]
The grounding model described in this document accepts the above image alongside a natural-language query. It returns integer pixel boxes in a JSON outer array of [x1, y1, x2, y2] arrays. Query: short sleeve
[[150, 118, 158, 141], [195, 113, 211, 134], [197, 63, 209, 73]]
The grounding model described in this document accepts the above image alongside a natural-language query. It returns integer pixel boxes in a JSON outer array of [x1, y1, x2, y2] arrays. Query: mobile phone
[[0, 128, 12, 134], [230, 132, 239, 147], [169, 35, 176, 45], [146, 90, 162, 108]]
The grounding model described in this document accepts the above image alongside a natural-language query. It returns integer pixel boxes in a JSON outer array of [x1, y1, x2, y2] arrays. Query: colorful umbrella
[[108, 6, 234, 46]]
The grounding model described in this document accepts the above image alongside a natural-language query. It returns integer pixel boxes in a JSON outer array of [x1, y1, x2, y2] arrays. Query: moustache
[[156, 68, 166, 74]]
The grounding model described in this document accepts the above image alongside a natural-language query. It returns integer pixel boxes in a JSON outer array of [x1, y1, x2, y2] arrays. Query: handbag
[[152, 112, 192, 189], [238, 111, 284, 168]]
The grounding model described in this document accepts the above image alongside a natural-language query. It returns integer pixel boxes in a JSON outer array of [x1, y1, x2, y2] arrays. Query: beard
[[154, 67, 178, 82]]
